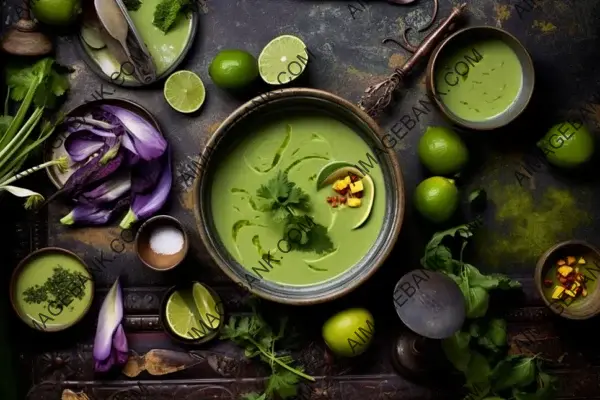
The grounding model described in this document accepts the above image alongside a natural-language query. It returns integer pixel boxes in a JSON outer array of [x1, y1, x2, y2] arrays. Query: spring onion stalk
[[0, 156, 68, 186], [0, 107, 44, 166], [0, 186, 44, 209]]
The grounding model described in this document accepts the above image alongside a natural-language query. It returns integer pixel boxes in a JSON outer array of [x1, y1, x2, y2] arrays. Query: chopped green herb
[[153, 0, 193, 34], [123, 0, 142, 11], [22, 266, 88, 307]]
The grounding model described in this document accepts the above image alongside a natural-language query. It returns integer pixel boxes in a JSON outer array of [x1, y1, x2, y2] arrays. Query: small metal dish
[[426, 26, 535, 130], [43, 98, 163, 189], [9, 247, 95, 332], [135, 215, 189, 271], [535, 240, 600, 320], [159, 283, 225, 345]]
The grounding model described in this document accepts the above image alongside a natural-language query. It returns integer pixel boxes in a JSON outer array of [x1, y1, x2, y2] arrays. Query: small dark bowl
[[10, 247, 95, 332], [135, 215, 189, 271], [535, 240, 600, 320], [159, 283, 225, 345], [44, 98, 164, 189], [426, 26, 535, 130]]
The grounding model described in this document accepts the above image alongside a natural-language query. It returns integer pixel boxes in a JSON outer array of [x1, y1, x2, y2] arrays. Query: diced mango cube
[[557, 259, 566, 266], [567, 256, 576, 266], [578, 257, 586, 265], [343, 176, 352, 185], [558, 266, 573, 277], [583, 288, 588, 297], [332, 179, 349, 191], [347, 197, 362, 208], [564, 289, 576, 298], [349, 180, 364, 194], [551, 286, 565, 299]]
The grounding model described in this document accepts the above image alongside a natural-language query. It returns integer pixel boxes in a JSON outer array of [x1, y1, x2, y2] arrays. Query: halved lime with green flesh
[[320, 166, 365, 187], [352, 174, 375, 230], [165, 290, 198, 340], [258, 35, 308, 85], [192, 282, 222, 329], [164, 70, 206, 113], [316, 161, 356, 189]]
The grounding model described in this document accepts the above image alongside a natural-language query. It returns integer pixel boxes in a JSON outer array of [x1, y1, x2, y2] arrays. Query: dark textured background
[[3, 0, 600, 398]]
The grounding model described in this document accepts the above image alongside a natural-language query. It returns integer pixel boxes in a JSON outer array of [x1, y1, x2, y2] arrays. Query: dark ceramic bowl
[[135, 215, 189, 271], [535, 240, 600, 320], [193, 88, 406, 305], [43, 98, 163, 189], [426, 26, 535, 130], [10, 247, 95, 332], [159, 283, 224, 345]]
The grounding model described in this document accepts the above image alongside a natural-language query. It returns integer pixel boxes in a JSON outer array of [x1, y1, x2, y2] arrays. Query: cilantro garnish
[[256, 171, 334, 255], [220, 306, 314, 400], [153, 0, 193, 34]]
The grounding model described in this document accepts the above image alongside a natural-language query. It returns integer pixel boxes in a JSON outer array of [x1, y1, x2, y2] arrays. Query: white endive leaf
[[0, 185, 43, 198], [93, 278, 123, 361]]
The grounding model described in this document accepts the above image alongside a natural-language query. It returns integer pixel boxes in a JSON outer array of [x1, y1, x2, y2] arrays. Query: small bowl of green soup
[[426, 26, 535, 130], [10, 248, 94, 332], [193, 88, 406, 305], [535, 240, 600, 320]]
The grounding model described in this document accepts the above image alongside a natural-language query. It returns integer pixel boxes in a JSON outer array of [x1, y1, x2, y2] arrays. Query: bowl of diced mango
[[535, 240, 600, 320]]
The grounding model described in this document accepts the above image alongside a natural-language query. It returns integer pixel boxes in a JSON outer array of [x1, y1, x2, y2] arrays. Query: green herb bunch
[[421, 224, 558, 400], [153, 0, 195, 33], [256, 171, 334, 255], [220, 305, 315, 400]]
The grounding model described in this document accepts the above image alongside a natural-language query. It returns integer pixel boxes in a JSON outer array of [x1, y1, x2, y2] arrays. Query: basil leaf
[[442, 331, 472, 372], [465, 351, 491, 386], [467, 286, 489, 319], [492, 356, 537, 391]]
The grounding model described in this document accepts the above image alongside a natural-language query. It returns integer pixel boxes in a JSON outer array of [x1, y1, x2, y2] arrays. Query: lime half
[[192, 282, 222, 329], [165, 290, 197, 340], [165, 284, 222, 341], [164, 70, 206, 113], [352, 175, 375, 230], [258, 35, 308, 85]]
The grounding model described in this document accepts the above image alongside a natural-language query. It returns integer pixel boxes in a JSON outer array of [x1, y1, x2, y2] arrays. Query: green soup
[[84, 0, 193, 82], [13, 252, 93, 332], [434, 39, 523, 121], [210, 114, 386, 286]]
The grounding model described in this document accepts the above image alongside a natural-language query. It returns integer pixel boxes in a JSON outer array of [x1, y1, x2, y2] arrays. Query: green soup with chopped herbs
[[210, 114, 386, 286], [13, 252, 93, 331]]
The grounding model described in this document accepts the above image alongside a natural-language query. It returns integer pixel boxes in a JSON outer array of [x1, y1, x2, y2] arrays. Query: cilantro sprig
[[220, 306, 314, 400], [421, 223, 557, 400], [256, 171, 334, 255]]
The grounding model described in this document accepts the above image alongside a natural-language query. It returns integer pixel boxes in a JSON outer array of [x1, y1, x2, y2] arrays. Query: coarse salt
[[149, 226, 184, 255]]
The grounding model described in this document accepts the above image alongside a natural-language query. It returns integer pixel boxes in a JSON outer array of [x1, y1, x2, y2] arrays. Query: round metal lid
[[393, 269, 465, 339]]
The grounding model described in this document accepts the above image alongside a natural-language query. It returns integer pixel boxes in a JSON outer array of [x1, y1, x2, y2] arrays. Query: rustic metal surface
[[3, 0, 600, 398]]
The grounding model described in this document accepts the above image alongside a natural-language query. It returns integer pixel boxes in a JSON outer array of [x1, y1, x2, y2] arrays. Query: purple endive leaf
[[80, 172, 131, 204], [60, 197, 130, 225], [119, 149, 172, 229], [93, 278, 124, 372], [112, 324, 129, 366], [64, 132, 105, 162], [131, 157, 162, 194], [100, 105, 167, 160], [66, 124, 117, 138], [66, 116, 116, 130]]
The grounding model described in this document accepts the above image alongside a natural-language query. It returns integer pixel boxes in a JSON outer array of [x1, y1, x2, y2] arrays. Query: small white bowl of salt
[[135, 215, 189, 271]]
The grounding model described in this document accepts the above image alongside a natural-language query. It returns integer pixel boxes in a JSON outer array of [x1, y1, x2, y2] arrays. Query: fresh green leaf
[[290, 221, 335, 255], [466, 286, 489, 319], [153, 0, 191, 33], [465, 264, 521, 290], [0, 116, 14, 138], [257, 171, 311, 214], [123, 0, 142, 11], [241, 392, 266, 400], [465, 351, 491, 386], [442, 331, 472, 372], [266, 369, 301, 399], [491, 355, 537, 391], [464, 382, 491, 400], [513, 369, 557, 400], [483, 319, 507, 348]]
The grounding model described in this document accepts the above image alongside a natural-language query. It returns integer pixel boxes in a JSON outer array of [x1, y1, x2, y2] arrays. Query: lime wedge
[[165, 291, 198, 340], [258, 35, 308, 85], [352, 174, 375, 230], [316, 161, 356, 189], [164, 70, 206, 113], [192, 282, 222, 330], [81, 24, 105, 50], [320, 166, 365, 188]]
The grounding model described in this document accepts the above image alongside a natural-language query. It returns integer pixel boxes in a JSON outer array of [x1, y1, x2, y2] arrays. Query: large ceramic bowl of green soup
[[426, 26, 535, 130], [193, 88, 405, 305]]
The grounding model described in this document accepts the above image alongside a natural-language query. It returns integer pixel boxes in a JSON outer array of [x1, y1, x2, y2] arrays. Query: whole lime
[[414, 177, 459, 223], [418, 126, 468, 175], [537, 122, 594, 168], [31, 0, 81, 26], [322, 308, 374, 357], [209, 50, 259, 90]]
